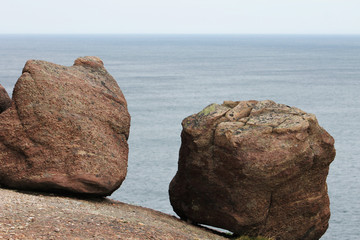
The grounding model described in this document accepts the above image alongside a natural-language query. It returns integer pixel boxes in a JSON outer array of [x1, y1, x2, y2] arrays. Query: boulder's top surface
[[0, 57, 130, 196], [184, 99, 317, 138]]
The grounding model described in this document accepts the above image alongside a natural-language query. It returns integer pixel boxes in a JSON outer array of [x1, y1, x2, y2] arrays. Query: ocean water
[[0, 35, 359, 239]]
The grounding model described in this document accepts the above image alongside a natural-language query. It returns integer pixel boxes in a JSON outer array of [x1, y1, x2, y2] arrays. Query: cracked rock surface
[[0, 57, 130, 196], [169, 100, 336, 240]]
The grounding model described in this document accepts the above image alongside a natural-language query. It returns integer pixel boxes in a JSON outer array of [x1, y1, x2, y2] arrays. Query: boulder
[[0, 84, 12, 113], [0, 56, 130, 196], [169, 100, 335, 240]]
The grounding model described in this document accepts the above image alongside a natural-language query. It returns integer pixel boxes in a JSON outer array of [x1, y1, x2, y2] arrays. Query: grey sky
[[0, 0, 359, 34]]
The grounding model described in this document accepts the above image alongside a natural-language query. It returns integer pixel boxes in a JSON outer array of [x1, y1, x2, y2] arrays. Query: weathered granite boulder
[[0, 84, 12, 113], [0, 57, 130, 196], [169, 100, 335, 240]]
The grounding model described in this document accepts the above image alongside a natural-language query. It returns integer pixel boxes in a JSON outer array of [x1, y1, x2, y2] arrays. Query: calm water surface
[[0, 35, 359, 239]]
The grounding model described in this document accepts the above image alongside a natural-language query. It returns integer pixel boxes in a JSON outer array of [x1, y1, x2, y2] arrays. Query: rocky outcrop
[[0, 56, 130, 196], [0, 84, 12, 113], [169, 100, 336, 240], [0, 188, 226, 240]]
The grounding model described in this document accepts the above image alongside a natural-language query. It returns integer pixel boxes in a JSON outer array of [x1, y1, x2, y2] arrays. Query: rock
[[0, 84, 12, 113], [0, 56, 130, 196], [169, 100, 335, 240]]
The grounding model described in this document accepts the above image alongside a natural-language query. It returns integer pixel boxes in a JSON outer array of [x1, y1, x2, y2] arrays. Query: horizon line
[[0, 33, 360, 36]]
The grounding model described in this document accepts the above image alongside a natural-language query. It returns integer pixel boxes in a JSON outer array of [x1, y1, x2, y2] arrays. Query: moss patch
[[198, 103, 218, 116]]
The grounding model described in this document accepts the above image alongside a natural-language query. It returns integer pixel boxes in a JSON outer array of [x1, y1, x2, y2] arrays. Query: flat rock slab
[[0, 188, 226, 240], [169, 100, 336, 240], [0, 57, 130, 196]]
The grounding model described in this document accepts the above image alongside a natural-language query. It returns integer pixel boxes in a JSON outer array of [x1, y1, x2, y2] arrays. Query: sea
[[0, 35, 359, 239]]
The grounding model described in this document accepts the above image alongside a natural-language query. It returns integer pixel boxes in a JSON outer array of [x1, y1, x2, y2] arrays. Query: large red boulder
[[169, 100, 335, 240], [0, 57, 130, 196]]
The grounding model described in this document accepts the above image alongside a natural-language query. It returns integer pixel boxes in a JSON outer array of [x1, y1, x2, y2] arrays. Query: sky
[[0, 0, 359, 34]]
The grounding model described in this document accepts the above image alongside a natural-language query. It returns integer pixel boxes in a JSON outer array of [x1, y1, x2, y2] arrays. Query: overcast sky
[[0, 0, 359, 34]]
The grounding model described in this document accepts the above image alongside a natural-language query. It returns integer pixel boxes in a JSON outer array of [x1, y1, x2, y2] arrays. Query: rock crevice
[[0, 84, 12, 113]]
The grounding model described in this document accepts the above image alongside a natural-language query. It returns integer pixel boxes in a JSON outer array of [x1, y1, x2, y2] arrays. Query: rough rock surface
[[169, 100, 336, 240], [0, 188, 226, 240], [0, 57, 130, 196], [0, 84, 12, 113]]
